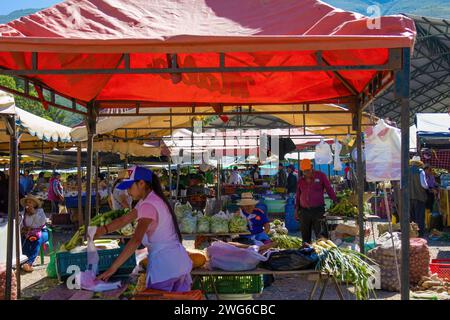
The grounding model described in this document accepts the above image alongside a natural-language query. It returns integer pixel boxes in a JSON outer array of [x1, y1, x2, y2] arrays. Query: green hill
[[325, 0, 450, 19], [0, 8, 42, 24]]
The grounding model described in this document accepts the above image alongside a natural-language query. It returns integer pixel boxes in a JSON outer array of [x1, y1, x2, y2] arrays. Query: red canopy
[[0, 0, 416, 105]]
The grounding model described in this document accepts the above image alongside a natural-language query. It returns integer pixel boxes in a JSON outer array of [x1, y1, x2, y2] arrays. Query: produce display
[[430, 229, 450, 242], [312, 240, 377, 300], [328, 189, 372, 218], [0, 264, 17, 300], [59, 209, 130, 252], [174, 202, 194, 223], [412, 274, 450, 299], [179, 214, 197, 234], [228, 212, 248, 233], [271, 235, 302, 249], [196, 215, 211, 233], [210, 212, 230, 234], [268, 219, 288, 237], [409, 238, 431, 286]]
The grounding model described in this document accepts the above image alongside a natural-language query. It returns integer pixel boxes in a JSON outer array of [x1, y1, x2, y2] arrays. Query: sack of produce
[[409, 238, 430, 285], [268, 219, 288, 236], [207, 241, 267, 271], [229, 212, 249, 233], [196, 215, 211, 234], [261, 247, 318, 271], [180, 214, 197, 234], [174, 201, 193, 222], [0, 264, 17, 300], [210, 211, 230, 234]]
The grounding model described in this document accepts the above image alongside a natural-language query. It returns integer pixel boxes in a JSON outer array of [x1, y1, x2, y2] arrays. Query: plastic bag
[[229, 212, 248, 233], [174, 201, 193, 222], [180, 214, 197, 234], [206, 241, 268, 271], [210, 211, 230, 234], [364, 119, 401, 182], [196, 215, 211, 233], [261, 247, 318, 271], [315, 139, 333, 164]]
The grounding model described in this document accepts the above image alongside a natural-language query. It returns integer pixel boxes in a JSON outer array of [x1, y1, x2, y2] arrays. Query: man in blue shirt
[[19, 170, 34, 198], [237, 193, 270, 242]]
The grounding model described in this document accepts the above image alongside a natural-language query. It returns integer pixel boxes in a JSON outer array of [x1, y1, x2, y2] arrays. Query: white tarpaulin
[[409, 113, 450, 152]]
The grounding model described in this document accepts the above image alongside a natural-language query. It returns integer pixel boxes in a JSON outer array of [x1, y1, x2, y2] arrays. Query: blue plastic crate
[[56, 246, 136, 280]]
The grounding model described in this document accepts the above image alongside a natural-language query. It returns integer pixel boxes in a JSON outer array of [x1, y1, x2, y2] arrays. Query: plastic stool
[[39, 226, 53, 265]]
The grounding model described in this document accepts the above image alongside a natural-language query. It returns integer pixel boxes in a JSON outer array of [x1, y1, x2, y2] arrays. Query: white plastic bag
[[210, 211, 230, 234], [364, 120, 401, 182], [315, 139, 333, 165], [180, 214, 197, 234], [332, 139, 343, 171], [206, 241, 268, 271]]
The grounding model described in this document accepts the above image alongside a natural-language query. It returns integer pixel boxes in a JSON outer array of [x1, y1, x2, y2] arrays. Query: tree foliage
[[0, 75, 83, 127]]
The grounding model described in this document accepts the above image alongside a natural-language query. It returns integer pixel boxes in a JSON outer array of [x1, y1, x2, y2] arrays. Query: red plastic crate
[[430, 259, 450, 280]]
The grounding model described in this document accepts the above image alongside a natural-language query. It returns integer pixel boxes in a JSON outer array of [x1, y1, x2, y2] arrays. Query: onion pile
[[0, 264, 17, 300], [409, 238, 430, 286]]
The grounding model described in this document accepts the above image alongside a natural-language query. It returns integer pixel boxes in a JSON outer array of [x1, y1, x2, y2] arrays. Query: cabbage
[[180, 214, 197, 234], [197, 215, 211, 233], [229, 214, 249, 233], [211, 216, 229, 234]]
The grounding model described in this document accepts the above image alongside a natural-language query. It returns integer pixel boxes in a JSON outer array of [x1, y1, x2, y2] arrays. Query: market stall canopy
[[0, 0, 415, 106], [83, 140, 163, 159], [410, 113, 450, 151], [71, 104, 376, 141], [0, 91, 73, 151]]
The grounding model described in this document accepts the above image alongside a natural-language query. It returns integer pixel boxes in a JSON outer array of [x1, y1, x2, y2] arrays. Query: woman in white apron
[[95, 166, 192, 292]]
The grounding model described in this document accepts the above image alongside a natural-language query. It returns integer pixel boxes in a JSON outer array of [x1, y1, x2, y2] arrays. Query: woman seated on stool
[[20, 195, 48, 273], [237, 193, 271, 243]]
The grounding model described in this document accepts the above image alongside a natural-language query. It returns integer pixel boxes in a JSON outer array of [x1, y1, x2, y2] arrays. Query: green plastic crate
[[56, 246, 136, 280], [192, 275, 264, 294]]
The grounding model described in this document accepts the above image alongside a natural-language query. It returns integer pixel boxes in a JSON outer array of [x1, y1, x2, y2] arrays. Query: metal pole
[[355, 106, 365, 255], [14, 130, 21, 299], [95, 152, 100, 216], [84, 103, 96, 240], [4, 115, 17, 300], [77, 143, 83, 227], [168, 157, 172, 197], [396, 47, 411, 300]]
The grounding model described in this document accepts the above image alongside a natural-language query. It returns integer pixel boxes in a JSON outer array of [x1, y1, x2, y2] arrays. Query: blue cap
[[116, 166, 153, 190]]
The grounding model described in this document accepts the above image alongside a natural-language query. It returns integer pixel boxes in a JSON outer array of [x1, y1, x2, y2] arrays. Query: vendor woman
[[238, 193, 270, 243], [95, 166, 192, 292], [20, 195, 48, 273]]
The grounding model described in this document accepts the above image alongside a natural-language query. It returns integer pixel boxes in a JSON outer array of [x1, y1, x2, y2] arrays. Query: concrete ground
[[17, 223, 450, 300]]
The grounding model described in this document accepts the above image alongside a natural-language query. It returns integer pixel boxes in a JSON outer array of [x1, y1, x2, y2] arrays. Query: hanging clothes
[[332, 138, 343, 171], [364, 119, 401, 182], [314, 139, 333, 165]]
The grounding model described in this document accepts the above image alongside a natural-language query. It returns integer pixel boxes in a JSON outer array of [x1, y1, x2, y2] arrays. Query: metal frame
[[0, 44, 412, 300]]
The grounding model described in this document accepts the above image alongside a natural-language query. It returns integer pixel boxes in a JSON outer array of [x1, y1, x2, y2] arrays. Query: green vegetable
[[210, 216, 229, 234], [197, 215, 211, 233], [271, 235, 302, 249], [312, 240, 377, 300], [229, 214, 248, 233]]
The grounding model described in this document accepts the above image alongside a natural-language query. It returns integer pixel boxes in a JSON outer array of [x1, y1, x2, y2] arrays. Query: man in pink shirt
[[295, 159, 337, 243]]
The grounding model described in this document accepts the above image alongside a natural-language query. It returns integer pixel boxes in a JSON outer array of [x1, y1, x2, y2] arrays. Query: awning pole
[[397, 47, 411, 300], [4, 115, 18, 300], [95, 152, 100, 216], [77, 143, 83, 227], [84, 103, 97, 240], [355, 106, 365, 255], [14, 129, 21, 299]]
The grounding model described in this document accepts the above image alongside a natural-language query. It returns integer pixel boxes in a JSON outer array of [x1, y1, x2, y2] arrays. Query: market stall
[[0, 0, 416, 300]]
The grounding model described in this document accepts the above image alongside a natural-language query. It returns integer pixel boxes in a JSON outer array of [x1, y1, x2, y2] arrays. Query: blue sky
[[0, 1, 62, 15]]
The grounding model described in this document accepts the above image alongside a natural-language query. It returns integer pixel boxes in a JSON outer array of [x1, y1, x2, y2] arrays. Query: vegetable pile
[[271, 235, 303, 249], [328, 189, 372, 218], [59, 209, 130, 252], [228, 212, 249, 233], [409, 238, 431, 286], [412, 274, 450, 298], [268, 219, 288, 236], [210, 211, 230, 234], [0, 264, 17, 300], [312, 239, 377, 300]]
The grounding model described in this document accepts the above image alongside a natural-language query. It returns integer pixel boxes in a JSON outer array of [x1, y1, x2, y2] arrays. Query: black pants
[[410, 199, 426, 237], [299, 206, 326, 244]]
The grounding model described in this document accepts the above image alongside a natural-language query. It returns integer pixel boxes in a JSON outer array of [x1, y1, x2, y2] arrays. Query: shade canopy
[[0, 0, 415, 106]]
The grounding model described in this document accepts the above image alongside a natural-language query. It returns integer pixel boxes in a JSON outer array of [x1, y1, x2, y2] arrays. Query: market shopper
[[409, 157, 429, 237], [48, 172, 64, 214], [275, 163, 287, 189], [95, 166, 192, 292], [287, 164, 297, 196], [424, 164, 439, 212], [19, 170, 34, 199], [34, 172, 47, 192], [228, 166, 243, 185], [344, 163, 353, 189], [295, 159, 337, 244], [19, 195, 48, 273], [237, 193, 271, 243], [251, 164, 262, 185], [109, 170, 133, 210]]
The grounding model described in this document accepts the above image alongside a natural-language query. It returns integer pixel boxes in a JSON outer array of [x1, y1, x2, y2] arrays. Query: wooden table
[[191, 267, 345, 300]]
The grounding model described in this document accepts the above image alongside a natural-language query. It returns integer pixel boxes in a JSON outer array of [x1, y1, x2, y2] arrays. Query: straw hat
[[20, 195, 42, 209], [409, 156, 424, 168], [237, 192, 258, 206]]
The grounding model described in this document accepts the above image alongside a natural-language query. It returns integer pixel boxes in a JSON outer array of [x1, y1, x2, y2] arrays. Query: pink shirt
[[295, 171, 337, 209]]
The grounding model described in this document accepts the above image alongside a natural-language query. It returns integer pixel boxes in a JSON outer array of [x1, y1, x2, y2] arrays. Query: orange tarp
[[0, 0, 416, 105]]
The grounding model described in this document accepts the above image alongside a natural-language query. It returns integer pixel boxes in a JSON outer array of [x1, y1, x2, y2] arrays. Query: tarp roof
[[409, 113, 450, 151], [0, 0, 416, 106]]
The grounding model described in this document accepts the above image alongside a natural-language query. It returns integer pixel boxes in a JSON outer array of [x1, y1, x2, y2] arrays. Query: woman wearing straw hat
[[109, 169, 133, 210], [237, 193, 270, 243], [19, 195, 48, 273]]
